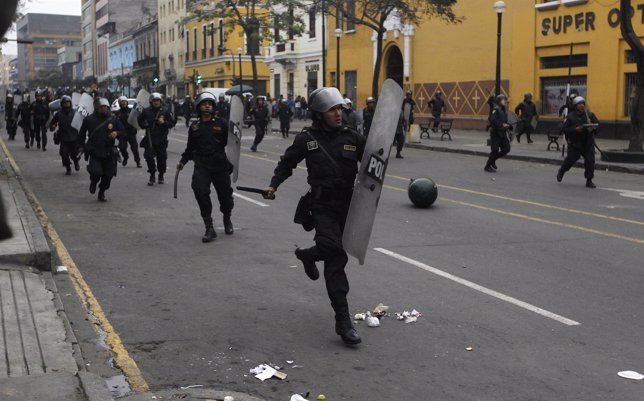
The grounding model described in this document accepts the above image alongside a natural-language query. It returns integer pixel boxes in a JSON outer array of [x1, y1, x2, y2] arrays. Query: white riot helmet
[[572, 96, 586, 106], [344, 98, 352, 106], [366, 96, 376, 104], [97, 98, 110, 108], [117, 95, 128, 103], [60, 95, 72, 107], [194, 92, 216, 112], [308, 87, 346, 113], [150, 92, 163, 102]]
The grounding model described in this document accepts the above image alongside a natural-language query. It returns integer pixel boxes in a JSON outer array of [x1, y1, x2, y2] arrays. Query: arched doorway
[[385, 45, 403, 87]]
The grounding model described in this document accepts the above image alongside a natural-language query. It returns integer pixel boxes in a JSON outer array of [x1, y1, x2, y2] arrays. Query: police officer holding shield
[[78, 98, 124, 201], [177, 92, 234, 243], [49, 95, 80, 175], [115, 96, 142, 168], [138, 92, 176, 186], [263, 87, 366, 345]]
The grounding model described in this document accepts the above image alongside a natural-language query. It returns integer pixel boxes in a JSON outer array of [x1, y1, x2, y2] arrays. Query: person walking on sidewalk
[[362, 97, 376, 138], [49, 95, 80, 175], [262, 87, 366, 346], [276, 100, 293, 138], [484, 94, 512, 173], [31, 91, 50, 151], [115, 96, 142, 168], [138, 92, 176, 186], [17, 95, 33, 148], [557, 96, 600, 188], [79, 98, 124, 201], [428, 91, 446, 133], [514, 92, 538, 144], [177, 92, 234, 243], [250, 96, 270, 152]]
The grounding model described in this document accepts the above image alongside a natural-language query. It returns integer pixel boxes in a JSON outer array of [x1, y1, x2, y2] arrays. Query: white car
[[110, 98, 136, 112]]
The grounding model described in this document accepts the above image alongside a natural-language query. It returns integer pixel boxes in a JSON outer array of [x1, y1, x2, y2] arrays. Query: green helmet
[[408, 178, 438, 208]]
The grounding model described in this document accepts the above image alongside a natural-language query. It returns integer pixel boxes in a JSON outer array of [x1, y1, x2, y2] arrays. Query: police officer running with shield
[[115, 96, 142, 168], [138, 92, 176, 186], [78, 98, 124, 201], [262, 87, 366, 345], [484, 94, 512, 173], [49, 95, 80, 175], [177, 92, 234, 242], [557, 96, 599, 188]]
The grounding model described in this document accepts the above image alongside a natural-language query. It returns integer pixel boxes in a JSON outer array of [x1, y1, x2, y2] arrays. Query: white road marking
[[374, 248, 581, 326], [601, 188, 644, 201], [233, 192, 269, 207]]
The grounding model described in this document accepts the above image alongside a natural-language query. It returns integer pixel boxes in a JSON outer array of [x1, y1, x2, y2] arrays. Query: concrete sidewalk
[[271, 118, 644, 174], [0, 137, 114, 401]]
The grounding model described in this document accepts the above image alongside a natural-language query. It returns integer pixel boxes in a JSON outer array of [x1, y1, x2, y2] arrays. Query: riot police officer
[[115, 96, 142, 168], [49, 95, 80, 175], [215, 94, 230, 121], [182, 95, 193, 127], [4, 93, 17, 140], [78, 98, 124, 201], [138, 92, 176, 185], [263, 87, 366, 346], [31, 91, 50, 151], [484, 94, 512, 172], [557, 96, 600, 188], [428, 91, 446, 132], [250, 96, 270, 152], [341, 98, 359, 131], [17, 95, 32, 148], [362, 96, 376, 138], [177, 92, 234, 242], [514, 92, 538, 143]]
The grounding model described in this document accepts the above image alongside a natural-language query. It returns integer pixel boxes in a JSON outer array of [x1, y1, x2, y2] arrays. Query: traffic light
[[196, 74, 202, 85]]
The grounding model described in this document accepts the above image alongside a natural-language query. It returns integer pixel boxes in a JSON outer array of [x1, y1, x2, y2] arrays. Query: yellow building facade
[[330, 0, 644, 137], [184, 14, 271, 97]]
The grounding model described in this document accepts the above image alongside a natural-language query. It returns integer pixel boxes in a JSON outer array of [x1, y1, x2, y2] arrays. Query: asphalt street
[[3, 121, 644, 401]]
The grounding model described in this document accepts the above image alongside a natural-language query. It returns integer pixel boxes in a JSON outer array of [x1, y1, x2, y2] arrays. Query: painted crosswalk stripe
[[233, 192, 269, 207]]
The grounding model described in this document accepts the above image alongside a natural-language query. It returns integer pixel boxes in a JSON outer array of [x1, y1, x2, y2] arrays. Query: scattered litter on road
[[317, 395, 326, 400], [179, 384, 204, 389], [354, 313, 367, 321], [372, 303, 389, 317], [396, 309, 422, 323], [366, 316, 380, 327], [250, 364, 287, 381], [617, 371, 644, 380], [290, 394, 309, 401], [55, 265, 69, 274], [289, 265, 298, 268], [224, 396, 235, 401], [286, 360, 294, 364], [466, 347, 474, 352]]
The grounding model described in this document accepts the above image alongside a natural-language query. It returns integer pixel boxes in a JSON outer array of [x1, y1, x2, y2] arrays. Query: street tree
[[322, 0, 460, 97], [620, 0, 644, 152], [183, 0, 307, 95]]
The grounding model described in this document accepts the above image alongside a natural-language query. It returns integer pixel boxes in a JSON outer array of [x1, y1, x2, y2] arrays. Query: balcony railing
[[133, 57, 158, 70]]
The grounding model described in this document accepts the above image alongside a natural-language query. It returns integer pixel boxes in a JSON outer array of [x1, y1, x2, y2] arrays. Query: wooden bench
[[417, 117, 454, 141], [546, 129, 562, 151]]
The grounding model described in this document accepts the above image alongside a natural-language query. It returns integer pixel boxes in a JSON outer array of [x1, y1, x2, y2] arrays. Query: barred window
[[625, 73, 638, 117]]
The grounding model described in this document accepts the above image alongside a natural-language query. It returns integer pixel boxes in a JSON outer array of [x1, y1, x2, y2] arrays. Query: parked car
[[110, 98, 136, 112]]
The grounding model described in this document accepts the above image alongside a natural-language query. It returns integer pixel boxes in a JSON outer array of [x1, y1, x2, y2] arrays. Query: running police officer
[[177, 92, 234, 242], [78, 98, 124, 201], [557, 96, 600, 188], [514, 92, 538, 144], [49, 95, 80, 175], [138, 92, 176, 186], [215, 94, 230, 121], [31, 91, 50, 151], [4, 93, 16, 140], [263, 87, 366, 346], [17, 95, 32, 148], [484, 94, 512, 172], [115, 96, 142, 168], [362, 96, 376, 138], [250, 96, 270, 152]]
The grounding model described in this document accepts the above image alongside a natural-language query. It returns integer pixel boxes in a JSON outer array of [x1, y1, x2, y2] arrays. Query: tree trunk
[[620, 0, 644, 152], [371, 29, 384, 98], [250, 51, 259, 95]]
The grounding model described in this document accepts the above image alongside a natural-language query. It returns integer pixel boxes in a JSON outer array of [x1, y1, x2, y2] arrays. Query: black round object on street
[[408, 177, 438, 208]]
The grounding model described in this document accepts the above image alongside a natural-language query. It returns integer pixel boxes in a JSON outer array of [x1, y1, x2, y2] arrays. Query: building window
[[626, 50, 638, 64], [346, 0, 355, 31], [308, 7, 316, 38], [186, 33, 190, 61], [202, 24, 207, 58], [218, 19, 224, 50], [247, 21, 260, 55], [540, 54, 588, 69], [541, 76, 587, 115], [330, 72, 336, 90], [344, 70, 357, 101], [193, 27, 197, 60], [288, 8, 295, 40], [274, 73, 281, 99], [209, 22, 215, 57], [274, 16, 280, 42], [625, 73, 638, 117], [335, 7, 343, 30]]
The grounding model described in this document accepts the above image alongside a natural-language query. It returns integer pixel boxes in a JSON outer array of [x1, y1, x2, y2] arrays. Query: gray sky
[[1, 0, 82, 56]]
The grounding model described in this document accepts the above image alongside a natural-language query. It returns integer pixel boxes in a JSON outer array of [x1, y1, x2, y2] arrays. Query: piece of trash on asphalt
[[250, 364, 287, 381], [56, 265, 69, 273], [224, 396, 235, 401], [354, 313, 367, 321], [618, 371, 644, 380], [372, 303, 389, 317], [179, 384, 204, 389], [289, 265, 298, 268], [396, 309, 422, 323], [466, 347, 474, 352], [317, 395, 326, 400], [290, 395, 309, 401], [273, 370, 288, 380], [366, 316, 380, 327], [286, 360, 294, 364]]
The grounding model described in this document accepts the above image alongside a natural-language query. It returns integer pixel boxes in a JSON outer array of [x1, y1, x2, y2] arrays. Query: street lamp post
[[335, 28, 342, 90], [237, 47, 243, 89], [321, 0, 326, 86], [494, 1, 506, 97]]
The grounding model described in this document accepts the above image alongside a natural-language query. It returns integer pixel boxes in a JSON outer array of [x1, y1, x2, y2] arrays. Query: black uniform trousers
[[6, 119, 16, 139], [305, 195, 352, 322], [21, 122, 32, 145], [144, 141, 168, 176], [191, 165, 234, 224], [253, 123, 267, 147], [560, 141, 595, 180], [516, 120, 534, 141], [393, 134, 405, 155], [487, 133, 511, 165], [59, 141, 79, 168], [119, 133, 140, 163], [432, 112, 441, 130], [34, 120, 47, 148], [279, 119, 290, 137], [87, 156, 116, 191]]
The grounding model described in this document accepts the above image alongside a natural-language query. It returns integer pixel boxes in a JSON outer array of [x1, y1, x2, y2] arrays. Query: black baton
[[236, 186, 275, 199], [174, 169, 181, 199]]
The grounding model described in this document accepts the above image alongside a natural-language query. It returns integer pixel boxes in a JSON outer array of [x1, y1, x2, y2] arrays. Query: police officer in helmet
[[484, 94, 512, 172], [177, 92, 234, 242], [138, 92, 176, 186], [49, 95, 80, 175], [115, 96, 142, 168], [263, 87, 366, 346]]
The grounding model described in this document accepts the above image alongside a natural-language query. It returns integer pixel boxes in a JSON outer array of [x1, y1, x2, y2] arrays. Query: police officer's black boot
[[74, 158, 80, 171], [294, 248, 319, 280], [586, 179, 596, 189], [97, 190, 106, 202], [65, 166, 71, 176], [223, 215, 233, 235], [202, 218, 217, 243], [556, 168, 565, 183], [89, 179, 98, 194], [147, 173, 155, 186], [335, 315, 361, 345], [158, 173, 164, 184]]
